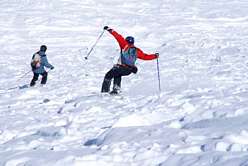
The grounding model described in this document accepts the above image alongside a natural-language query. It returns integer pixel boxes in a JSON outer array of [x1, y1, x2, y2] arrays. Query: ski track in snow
[[1, 0, 248, 165]]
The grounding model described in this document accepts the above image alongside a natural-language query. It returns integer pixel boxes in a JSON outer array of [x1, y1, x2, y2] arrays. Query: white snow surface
[[1, 0, 248, 165]]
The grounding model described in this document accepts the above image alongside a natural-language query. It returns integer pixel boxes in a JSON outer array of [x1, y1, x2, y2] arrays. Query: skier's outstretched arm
[[42, 56, 54, 69], [136, 48, 159, 60], [104, 26, 127, 49]]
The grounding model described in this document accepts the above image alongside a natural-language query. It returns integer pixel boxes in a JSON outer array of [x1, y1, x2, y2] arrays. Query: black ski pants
[[30, 71, 48, 86], [101, 65, 132, 93]]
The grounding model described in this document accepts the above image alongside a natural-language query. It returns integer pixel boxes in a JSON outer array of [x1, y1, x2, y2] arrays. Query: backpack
[[121, 46, 137, 66], [30, 52, 41, 70]]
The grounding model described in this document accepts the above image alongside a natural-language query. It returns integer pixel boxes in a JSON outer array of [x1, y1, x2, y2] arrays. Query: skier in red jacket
[[101, 26, 159, 94]]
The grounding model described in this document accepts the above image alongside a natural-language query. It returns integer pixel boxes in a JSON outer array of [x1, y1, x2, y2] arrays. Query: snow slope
[[1, 0, 248, 165]]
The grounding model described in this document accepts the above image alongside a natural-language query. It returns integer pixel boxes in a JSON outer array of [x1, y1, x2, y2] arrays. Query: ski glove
[[104, 26, 109, 30], [155, 53, 159, 58], [103, 26, 112, 32], [51, 66, 54, 70]]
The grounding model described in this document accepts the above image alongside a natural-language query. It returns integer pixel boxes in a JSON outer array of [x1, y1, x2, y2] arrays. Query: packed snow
[[1, 0, 248, 165]]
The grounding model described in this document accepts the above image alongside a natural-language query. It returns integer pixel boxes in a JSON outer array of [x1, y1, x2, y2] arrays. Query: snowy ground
[[1, 0, 248, 165]]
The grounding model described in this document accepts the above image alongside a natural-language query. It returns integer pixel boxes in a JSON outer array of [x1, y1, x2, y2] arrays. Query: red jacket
[[108, 29, 158, 60]]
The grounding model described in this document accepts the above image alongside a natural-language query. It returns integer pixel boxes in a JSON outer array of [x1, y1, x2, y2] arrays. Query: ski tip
[[19, 84, 29, 89]]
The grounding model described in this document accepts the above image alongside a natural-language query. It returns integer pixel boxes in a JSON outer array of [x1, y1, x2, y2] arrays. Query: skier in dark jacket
[[30, 45, 54, 86], [101, 26, 159, 94]]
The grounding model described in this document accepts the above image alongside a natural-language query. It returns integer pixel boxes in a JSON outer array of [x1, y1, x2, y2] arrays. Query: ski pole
[[17, 67, 52, 83], [156, 57, 161, 93], [16, 70, 32, 82], [85, 30, 105, 60]]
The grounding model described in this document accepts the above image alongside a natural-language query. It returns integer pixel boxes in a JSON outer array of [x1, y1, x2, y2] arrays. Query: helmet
[[125, 36, 134, 44], [40, 45, 47, 52]]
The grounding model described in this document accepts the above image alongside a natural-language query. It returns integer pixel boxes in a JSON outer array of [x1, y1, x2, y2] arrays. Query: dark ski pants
[[30, 71, 48, 86], [101, 65, 132, 93]]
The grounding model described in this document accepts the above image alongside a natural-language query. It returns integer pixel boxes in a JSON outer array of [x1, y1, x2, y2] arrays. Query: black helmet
[[40, 45, 47, 52], [125, 36, 134, 44]]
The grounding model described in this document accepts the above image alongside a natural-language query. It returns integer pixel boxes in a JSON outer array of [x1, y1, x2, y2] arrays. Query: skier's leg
[[30, 73, 39, 86], [114, 76, 121, 88], [112, 76, 121, 94], [111, 66, 132, 94], [41, 71, 48, 84], [101, 68, 114, 93]]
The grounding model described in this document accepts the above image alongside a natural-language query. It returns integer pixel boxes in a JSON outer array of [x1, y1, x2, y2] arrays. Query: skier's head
[[125, 36, 134, 45], [40, 45, 47, 52]]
